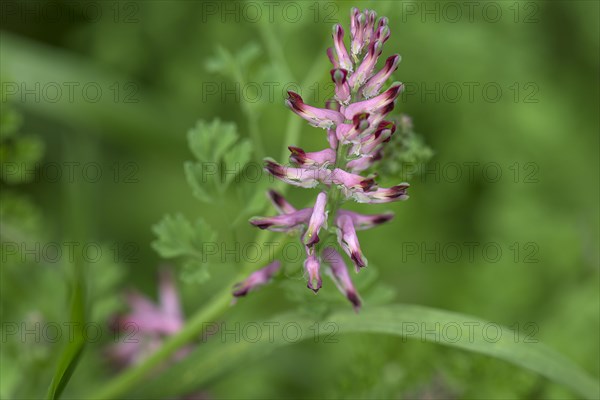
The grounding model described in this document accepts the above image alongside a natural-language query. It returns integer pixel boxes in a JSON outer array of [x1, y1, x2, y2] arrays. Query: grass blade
[[125, 304, 599, 400]]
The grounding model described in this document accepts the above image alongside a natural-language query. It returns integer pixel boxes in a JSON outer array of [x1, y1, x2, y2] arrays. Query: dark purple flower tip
[[233, 261, 281, 297], [330, 68, 348, 84], [384, 54, 401, 72], [264, 158, 285, 178], [376, 120, 396, 134], [267, 190, 291, 212], [286, 91, 305, 111], [288, 146, 306, 164], [360, 177, 376, 191], [307, 279, 323, 293], [351, 251, 367, 269], [347, 290, 362, 312], [387, 184, 410, 199], [248, 218, 273, 230], [372, 213, 394, 225], [385, 83, 404, 100], [353, 112, 370, 129], [378, 102, 396, 117], [372, 150, 383, 161]]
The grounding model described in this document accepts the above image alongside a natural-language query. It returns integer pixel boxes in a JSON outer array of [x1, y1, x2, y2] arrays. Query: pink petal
[[232, 261, 281, 297], [286, 91, 345, 129]]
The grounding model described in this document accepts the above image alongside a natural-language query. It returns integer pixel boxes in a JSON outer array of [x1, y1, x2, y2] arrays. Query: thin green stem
[[94, 227, 291, 399], [93, 283, 234, 399], [95, 26, 331, 400]]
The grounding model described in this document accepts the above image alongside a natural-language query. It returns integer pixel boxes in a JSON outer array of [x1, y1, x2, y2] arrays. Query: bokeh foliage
[[1, 1, 598, 399]]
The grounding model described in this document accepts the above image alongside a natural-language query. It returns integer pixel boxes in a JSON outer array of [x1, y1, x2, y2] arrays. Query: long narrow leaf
[[126, 304, 599, 400]]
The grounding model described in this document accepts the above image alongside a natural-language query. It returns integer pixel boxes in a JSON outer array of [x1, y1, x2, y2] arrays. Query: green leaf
[[379, 114, 434, 182], [87, 244, 126, 323], [151, 213, 216, 259], [205, 43, 261, 77], [129, 304, 600, 400], [183, 161, 213, 203], [187, 119, 238, 164], [185, 119, 253, 201], [180, 259, 211, 284], [223, 139, 252, 187]]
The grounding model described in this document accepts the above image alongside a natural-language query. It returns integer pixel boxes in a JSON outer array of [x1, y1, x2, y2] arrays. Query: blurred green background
[[1, 1, 598, 399]]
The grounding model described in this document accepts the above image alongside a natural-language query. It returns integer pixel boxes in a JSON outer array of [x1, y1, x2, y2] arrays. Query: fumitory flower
[[234, 8, 411, 311], [108, 269, 191, 367]]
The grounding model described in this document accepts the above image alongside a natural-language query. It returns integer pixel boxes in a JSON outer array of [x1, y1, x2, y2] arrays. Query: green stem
[[96, 20, 332, 400], [93, 282, 234, 399], [94, 228, 289, 399]]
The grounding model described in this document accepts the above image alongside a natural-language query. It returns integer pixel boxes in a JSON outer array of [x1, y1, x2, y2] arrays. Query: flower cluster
[[108, 269, 191, 366], [233, 8, 409, 311]]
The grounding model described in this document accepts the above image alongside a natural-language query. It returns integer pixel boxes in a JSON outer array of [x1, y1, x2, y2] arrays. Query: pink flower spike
[[267, 189, 297, 214], [303, 192, 328, 247], [249, 208, 312, 231], [332, 24, 353, 72], [336, 214, 368, 271], [289, 146, 336, 167], [344, 83, 403, 119], [362, 54, 401, 99], [331, 68, 351, 104], [286, 91, 344, 129], [304, 248, 322, 292], [233, 261, 281, 297], [323, 247, 361, 311], [337, 210, 394, 231], [351, 184, 410, 204]]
